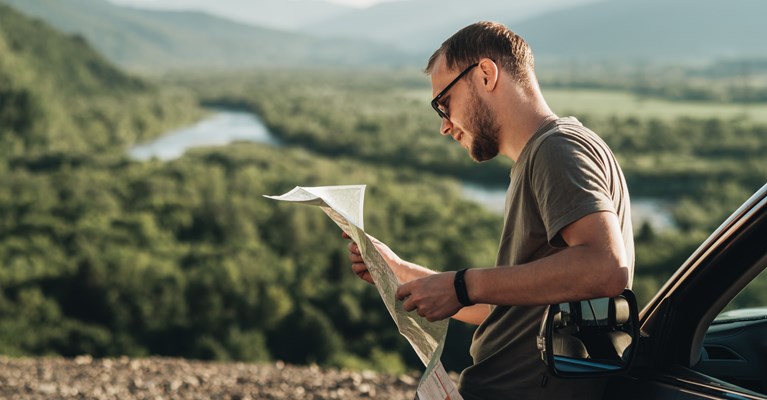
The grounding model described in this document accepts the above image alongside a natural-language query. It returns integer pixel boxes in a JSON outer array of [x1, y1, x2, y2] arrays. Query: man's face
[[430, 57, 501, 162]]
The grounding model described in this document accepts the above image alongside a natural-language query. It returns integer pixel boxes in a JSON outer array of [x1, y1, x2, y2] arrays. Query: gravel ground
[[0, 356, 427, 399]]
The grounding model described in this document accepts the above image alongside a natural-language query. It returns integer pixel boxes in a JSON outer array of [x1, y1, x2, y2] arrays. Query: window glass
[[720, 266, 767, 313], [696, 266, 767, 395]]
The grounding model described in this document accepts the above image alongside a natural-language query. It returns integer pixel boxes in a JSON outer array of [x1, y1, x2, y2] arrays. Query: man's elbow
[[598, 264, 630, 298]]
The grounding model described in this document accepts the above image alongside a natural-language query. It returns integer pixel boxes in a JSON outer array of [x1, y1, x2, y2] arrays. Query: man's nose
[[439, 118, 453, 136]]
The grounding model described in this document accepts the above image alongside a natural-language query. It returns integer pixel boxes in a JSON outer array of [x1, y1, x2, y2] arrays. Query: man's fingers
[[343, 231, 374, 285], [402, 297, 416, 312], [351, 263, 373, 283], [358, 270, 371, 280], [347, 241, 361, 255], [351, 262, 367, 274], [347, 242, 363, 262], [396, 283, 411, 301], [348, 244, 363, 262]]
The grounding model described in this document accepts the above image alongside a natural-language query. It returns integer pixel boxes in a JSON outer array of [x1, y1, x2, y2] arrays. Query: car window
[[720, 267, 767, 313], [695, 266, 767, 395]]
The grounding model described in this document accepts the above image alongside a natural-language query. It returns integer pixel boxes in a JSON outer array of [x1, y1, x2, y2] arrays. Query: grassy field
[[404, 87, 767, 123], [544, 88, 767, 123]]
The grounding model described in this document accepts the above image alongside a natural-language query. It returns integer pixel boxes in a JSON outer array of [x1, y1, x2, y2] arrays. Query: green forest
[[1, 3, 766, 375]]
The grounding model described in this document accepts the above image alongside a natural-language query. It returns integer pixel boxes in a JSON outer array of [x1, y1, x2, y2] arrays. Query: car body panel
[[607, 369, 766, 400]]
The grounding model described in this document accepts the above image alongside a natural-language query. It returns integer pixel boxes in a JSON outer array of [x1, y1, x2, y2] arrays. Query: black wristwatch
[[454, 268, 475, 307]]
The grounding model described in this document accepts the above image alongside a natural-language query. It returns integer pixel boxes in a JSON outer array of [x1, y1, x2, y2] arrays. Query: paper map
[[265, 185, 462, 400]]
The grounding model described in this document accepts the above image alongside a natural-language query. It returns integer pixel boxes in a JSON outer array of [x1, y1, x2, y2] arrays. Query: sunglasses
[[431, 63, 479, 121]]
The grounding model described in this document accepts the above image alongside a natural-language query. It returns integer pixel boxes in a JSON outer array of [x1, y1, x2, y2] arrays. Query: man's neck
[[490, 72, 554, 161], [499, 107, 556, 162]]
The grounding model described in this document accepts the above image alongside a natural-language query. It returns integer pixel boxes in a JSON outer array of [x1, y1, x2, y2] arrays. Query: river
[[129, 110, 281, 161], [462, 184, 675, 232], [130, 110, 675, 232]]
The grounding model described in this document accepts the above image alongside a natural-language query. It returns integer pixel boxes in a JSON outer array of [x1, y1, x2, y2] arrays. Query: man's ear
[[478, 58, 499, 91]]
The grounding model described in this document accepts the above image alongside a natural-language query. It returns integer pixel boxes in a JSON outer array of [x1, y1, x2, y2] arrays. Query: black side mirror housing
[[537, 289, 639, 378]]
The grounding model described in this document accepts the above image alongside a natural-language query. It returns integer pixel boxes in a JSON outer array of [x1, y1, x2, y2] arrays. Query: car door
[[604, 182, 767, 399]]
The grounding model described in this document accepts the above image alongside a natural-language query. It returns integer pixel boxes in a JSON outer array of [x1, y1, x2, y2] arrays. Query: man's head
[[426, 21, 535, 90], [426, 22, 537, 162]]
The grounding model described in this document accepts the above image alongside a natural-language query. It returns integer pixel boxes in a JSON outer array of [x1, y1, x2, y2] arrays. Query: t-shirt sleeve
[[530, 133, 615, 247]]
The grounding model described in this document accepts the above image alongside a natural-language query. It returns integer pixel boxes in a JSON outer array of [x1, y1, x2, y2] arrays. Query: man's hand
[[343, 232, 403, 285], [344, 232, 488, 325], [396, 272, 463, 322]]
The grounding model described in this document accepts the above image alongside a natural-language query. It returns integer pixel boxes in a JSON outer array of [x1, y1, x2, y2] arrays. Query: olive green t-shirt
[[458, 117, 634, 400]]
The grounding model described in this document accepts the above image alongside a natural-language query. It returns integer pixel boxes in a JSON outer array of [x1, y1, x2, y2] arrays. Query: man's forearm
[[465, 244, 629, 306], [453, 303, 491, 325]]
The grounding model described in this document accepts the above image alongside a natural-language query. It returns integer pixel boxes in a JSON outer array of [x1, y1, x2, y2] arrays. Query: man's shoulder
[[530, 119, 605, 159]]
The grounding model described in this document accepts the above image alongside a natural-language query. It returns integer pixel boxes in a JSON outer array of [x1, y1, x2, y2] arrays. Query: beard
[[467, 84, 501, 162]]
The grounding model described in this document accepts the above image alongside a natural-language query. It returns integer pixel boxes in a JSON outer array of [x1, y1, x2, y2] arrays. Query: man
[[347, 21, 634, 399]]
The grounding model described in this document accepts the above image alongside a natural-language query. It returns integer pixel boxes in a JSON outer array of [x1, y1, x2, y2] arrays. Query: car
[[538, 182, 767, 399]]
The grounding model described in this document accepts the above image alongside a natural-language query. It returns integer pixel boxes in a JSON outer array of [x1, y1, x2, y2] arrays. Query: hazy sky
[[320, 0, 400, 7], [109, 0, 401, 8]]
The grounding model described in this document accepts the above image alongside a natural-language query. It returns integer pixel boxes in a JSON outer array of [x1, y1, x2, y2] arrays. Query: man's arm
[[396, 211, 629, 322]]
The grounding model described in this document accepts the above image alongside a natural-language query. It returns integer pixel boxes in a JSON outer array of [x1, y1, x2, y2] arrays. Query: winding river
[[129, 110, 281, 161], [130, 110, 675, 232]]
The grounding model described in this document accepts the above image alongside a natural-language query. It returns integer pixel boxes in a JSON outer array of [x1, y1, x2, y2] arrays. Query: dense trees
[[0, 147, 498, 372]]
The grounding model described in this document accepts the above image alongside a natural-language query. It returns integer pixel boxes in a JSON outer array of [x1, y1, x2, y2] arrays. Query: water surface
[[129, 110, 280, 161]]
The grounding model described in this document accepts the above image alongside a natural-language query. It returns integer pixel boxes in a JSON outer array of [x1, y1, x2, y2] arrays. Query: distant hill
[[510, 0, 767, 61], [301, 0, 598, 55], [0, 3, 198, 156], [0, 5, 145, 95], [0, 0, 415, 71], [108, 0, 354, 31], [302, 0, 767, 63]]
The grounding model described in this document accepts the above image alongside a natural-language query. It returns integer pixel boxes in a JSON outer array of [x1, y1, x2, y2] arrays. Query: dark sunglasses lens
[[432, 101, 447, 120]]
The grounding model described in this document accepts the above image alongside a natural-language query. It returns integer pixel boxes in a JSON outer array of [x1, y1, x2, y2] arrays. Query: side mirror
[[537, 289, 639, 378]]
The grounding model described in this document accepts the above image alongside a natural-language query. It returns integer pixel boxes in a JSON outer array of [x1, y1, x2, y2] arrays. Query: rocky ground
[[0, 356, 431, 399]]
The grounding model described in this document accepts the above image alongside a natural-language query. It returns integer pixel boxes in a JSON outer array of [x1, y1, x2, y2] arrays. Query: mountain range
[[510, 0, 767, 61], [3, 0, 766, 71], [0, 0, 415, 70], [109, 0, 355, 31], [300, 0, 599, 54]]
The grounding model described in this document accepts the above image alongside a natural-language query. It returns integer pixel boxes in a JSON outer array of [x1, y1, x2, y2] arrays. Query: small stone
[[183, 376, 200, 387], [398, 374, 416, 386], [38, 383, 57, 395], [170, 379, 182, 391], [74, 355, 93, 365]]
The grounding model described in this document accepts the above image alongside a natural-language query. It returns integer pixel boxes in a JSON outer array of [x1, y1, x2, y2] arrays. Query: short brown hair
[[425, 21, 535, 83]]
